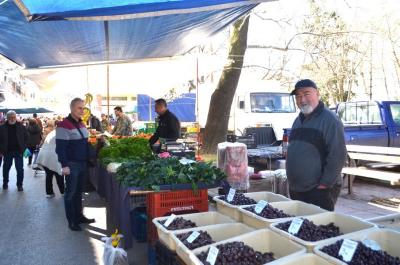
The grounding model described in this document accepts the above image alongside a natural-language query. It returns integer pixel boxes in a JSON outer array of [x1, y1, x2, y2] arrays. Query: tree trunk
[[202, 16, 250, 154]]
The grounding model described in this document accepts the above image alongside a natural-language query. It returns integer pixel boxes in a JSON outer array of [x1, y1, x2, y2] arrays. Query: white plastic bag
[[101, 236, 128, 265]]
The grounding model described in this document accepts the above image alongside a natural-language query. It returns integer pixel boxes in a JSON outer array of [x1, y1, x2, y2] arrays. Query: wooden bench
[[342, 145, 400, 194]]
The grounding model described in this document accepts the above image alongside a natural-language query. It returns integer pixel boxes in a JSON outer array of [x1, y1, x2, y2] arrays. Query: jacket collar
[[67, 114, 82, 124], [299, 101, 324, 123]]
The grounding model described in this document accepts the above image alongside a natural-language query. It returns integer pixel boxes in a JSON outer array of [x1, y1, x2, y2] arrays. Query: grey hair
[[70, 97, 85, 109], [6, 110, 16, 118]]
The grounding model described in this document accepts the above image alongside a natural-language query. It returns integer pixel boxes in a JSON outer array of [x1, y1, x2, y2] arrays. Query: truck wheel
[[342, 156, 357, 189]]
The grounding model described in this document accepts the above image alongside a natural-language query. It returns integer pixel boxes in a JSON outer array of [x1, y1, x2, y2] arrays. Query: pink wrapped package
[[224, 143, 249, 190]]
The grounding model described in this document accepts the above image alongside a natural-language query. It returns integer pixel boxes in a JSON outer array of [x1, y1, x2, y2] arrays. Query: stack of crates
[[147, 189, 209, 244], [146, 189, 209, 264]]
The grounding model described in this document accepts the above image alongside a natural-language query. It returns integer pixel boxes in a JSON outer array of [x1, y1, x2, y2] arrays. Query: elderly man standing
[[111, 106, 132, 136], [0, 110, 28, 191], [56, 98, 95, 231], [286, 79, 346, 211]]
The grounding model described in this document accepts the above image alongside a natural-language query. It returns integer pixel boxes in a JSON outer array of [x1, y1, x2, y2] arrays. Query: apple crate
[[186, 229, 306, 265], [314, 228, 400, 265], [270, 212, 376, 252], [152, 211, 236, 251], [239, 200, 327, 229], [213, 191, 290, 221], [173, 223, 254, 265]]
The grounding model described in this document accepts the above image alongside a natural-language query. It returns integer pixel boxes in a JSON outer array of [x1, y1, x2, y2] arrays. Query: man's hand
[[62, 167, 70, 176], [317, 184, 328, 189]]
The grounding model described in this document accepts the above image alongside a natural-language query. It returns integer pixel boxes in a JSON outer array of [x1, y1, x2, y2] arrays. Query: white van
[[229, 80, 298, 141]]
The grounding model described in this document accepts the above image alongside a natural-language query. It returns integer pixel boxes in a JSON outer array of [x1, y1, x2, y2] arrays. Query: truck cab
[[336, 101, 400, 147], [229, 81, 298, 142]]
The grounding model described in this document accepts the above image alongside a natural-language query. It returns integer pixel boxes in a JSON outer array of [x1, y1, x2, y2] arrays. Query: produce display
[[197, 241, 275, 265], [219, 193, 257, 205], [116, 157, 225, 190], [98, 137, 153, 165], [159, 217, 197, 230], [276, 219, 342, 241], [243, 205, 293, 219], [176, 230, 215, 250], [321, 239, 400, 265]]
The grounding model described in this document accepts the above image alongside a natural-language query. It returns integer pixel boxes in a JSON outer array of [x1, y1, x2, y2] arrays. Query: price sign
[[339, 239, 358, 262], [206, 246, 219, 265], [163, 214, 176, 228], [227, 188, 236, 202], [186, 231, 200, 244], [362, 239, 381, 251], [288, 218, 303, 235], [254, 200, 268, 214]]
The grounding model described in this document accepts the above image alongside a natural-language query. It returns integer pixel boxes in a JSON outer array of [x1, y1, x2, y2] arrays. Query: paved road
[[0, 161, 107, 265]]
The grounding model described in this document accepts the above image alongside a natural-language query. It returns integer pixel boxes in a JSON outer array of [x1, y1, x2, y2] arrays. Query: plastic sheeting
[[137, 93, 195, 122], [0, 1, 264, 69], [17, 0, 265, 20]]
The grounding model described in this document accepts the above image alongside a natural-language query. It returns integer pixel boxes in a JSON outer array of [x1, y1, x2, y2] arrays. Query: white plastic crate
[[173, 223, 255, 265], [274, 253, 335, 265], [314, 228, 400, 265], [185, 229, 306, 265], [152, 211, 236, 251], [270, 212, 376, 252], [239, 200, 327, 229], [213, 191, 290, 221]]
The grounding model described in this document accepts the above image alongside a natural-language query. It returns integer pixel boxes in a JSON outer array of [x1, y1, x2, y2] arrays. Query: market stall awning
[[0, 0, 271, 69]]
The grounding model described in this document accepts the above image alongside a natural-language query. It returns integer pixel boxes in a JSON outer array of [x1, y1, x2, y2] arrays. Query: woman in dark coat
[[26, 118, 42, 165]]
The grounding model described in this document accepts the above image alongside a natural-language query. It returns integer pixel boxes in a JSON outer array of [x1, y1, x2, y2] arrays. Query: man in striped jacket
[[56, 98, 95, 231]]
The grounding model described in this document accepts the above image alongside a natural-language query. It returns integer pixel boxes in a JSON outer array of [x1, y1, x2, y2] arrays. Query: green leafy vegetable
[[98, 137, 153, 165], [115, 157, 226, 190]]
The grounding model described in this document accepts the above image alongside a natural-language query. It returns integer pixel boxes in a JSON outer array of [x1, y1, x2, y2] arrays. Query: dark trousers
[[64, 162, 86, 225], [27, 147, 37, 165], [290, 184, 341, 211], [44, 166, 65, 195], [3, 152, 24, 187]]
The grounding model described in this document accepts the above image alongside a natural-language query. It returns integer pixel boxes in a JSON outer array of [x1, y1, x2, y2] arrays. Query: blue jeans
[[64, 162, 86, 225], [3, 152, 24, 187]]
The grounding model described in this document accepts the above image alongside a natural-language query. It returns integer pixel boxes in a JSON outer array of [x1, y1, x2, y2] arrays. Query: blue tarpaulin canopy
[[0, 0, 270, 69], [137, 93, 196, 122]]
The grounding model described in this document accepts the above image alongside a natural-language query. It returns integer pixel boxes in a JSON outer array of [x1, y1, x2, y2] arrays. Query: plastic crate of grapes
[[270, 212, 376, 252], [213, 191, 290, 221], [172, 223, 255, 265], [186, 229, 306, 265], [314, 228, 400, 265], [274, 253, 336, 265], [152, 212, 236, 251], [238, 200, 327, 229]]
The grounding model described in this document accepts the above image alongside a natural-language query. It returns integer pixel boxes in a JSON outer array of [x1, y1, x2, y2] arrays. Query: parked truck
[[284, 100, 400, 147], [336, 101, 400, 147]]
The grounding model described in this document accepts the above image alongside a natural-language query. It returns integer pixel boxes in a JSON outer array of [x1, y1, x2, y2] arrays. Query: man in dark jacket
[[0, 110, 29, 191], [149, 99, 181, 148], [286, 79, 346, 211], [88, 114, 103, 133]]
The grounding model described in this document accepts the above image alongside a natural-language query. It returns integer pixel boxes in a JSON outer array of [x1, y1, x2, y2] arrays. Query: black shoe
[[68, 223, 82, 231], [17, 186, 23, 192], [79, 216, 95, 224], [2, 184, 8, 190]]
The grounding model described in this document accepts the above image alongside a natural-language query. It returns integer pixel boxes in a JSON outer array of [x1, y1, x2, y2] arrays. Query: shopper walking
[[286, 79, 346, 211], [0, 110, 29, 191], [36, 124, 65, 198], [26, 118, 42, 166], [56, 98, 95, 231]]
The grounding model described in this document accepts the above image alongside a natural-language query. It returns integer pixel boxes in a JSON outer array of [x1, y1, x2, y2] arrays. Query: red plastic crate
[[146, 189, 208, 218]]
